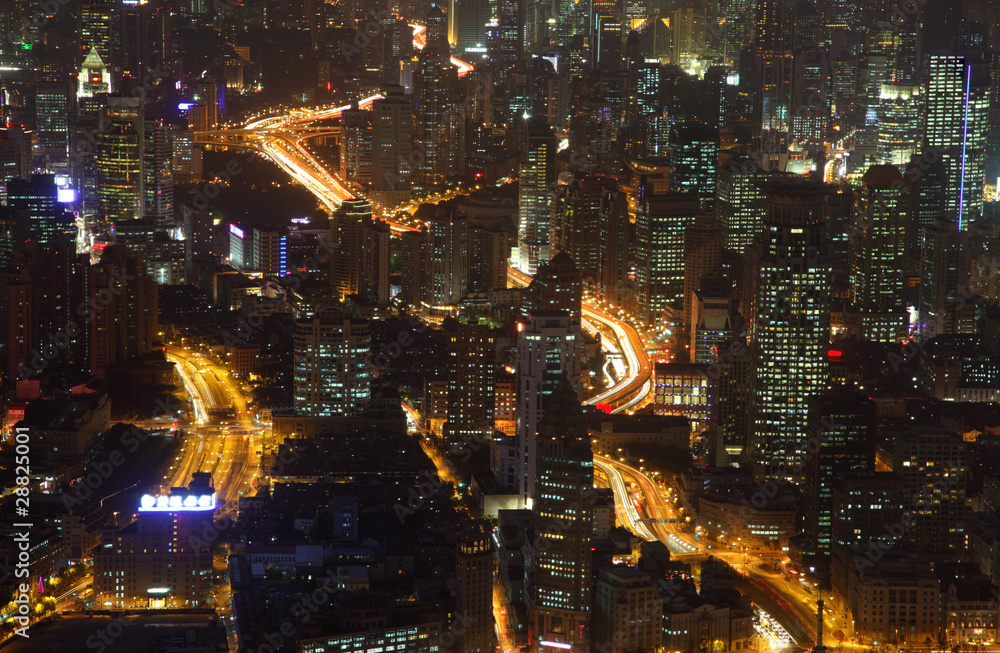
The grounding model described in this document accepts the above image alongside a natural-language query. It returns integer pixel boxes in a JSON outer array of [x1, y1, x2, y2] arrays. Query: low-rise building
[[698, 491, 797, 551], [593, 565, 661, 653]]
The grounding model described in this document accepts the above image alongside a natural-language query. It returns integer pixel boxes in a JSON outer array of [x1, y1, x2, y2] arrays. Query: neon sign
[[139, 493, 216, 512]]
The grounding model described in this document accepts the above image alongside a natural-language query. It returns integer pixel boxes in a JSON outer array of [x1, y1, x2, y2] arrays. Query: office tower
[[854, 53, 891, 158], [751, 0, 793, 144], [340, 105, 374, 186], [682, 217, 725, 339], [671, 8, 705, 70], [331, 198, 372, 299], [371, 86, 413, 192], [522, 252, 582, 329], [194, 78, 225, 129], [593, 567, 661, 653], [634, 189, 704, 326], [293, 308, 371, 418], [595, 16, 623, 73], [35, 82, 72, 166], [143, 119, 173, 227], [425, 206, 469, 306], [413, 45, 450, 189], [893, 427, 967, 555], [492, 0, 523, 84], [79, 0, 112, 64], [518, 118, 556, 275], [399, 230, 426, 306], [469, 226, 508, 291], [78, 47, 113, 99], [877, 83, 923, 167], [748, 177, 831, 480], [114, 0, 151, 81], [517, 311, 582, 507], [715, 336, 752, 464], [97, 96, 144, 223], [848, 165, 908, 342], [802, 388, 877, 554], [917, 217, 971, 338], [600, 185, 630, 307], [454, 0, 490, 56], [361, 219, 391, 305], [925, 53, 990, 229], [445, 323, 495, 448], [690, 276, 734, 365], [551, 173, 617, 286], [6, 175, 76, 245], [252, 225, 289, 278], [670, 123, 720, 205], [455, 520, 495, 653], [89, 245, 158, 378], [94, 475, 215, 609], [532, 375, 593, 653], [171, 127, 202, 184], [0, 127, 30, 190], [715, 154, 766, 254], [228, 223, 251, 270], [830, 473, 906, 549]]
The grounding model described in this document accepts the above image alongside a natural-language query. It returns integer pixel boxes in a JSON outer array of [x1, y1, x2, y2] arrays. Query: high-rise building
[[252, 225, 289, 277], [848, 165, 908, 342], [143, 119, 173, 226], [79, 0, 112, 64], [331, 198, 372, 299], [748, 177, 831, 480], [371, 86, 414, 192], [670, 123, 720, 205], [292, 308, 371, 418], [689, 276, 734, 365], [518, 118, 556, 275], [634, 189, 704, 326], [468, 226, 508, 291], [522, 251, 582, 329], [340, 105, 374, 186], [491, 0, 523, 84], [593, 566, 661, 653], [517, 311, 582, 507], [455, 520, 495, 653], [114, 0, 151, 81], [917, 217, 970, 339], [35, 82, 72, 166], [892, 427, 967, 555], [454, 0, 490, 56], [88, 245, 158, 377], [413, 45, 450, 189], [877, 83, 923, 168], [715, 165, 765, 245], [682, 217, 725, 341], [925, 53, 990, 229], [445, 323, 495, 448], [6, 174, 76, 245], [551, 173, 618, 287], [531, 376, 593, 653], [361, 219, 391, 305], [97, 96, 144, 223], [94, 475, 215, 609], [802, 388, 877, 554], [425, 207, 469, 306], [751, 0, 793, 144]]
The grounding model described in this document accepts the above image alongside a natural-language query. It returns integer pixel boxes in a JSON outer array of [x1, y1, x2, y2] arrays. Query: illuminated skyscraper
[[518, 118, 556, 274], [425, 206, 469, 306], [114, 0, 151, 81], [517, 310, 582, 507], [715, 154, 766, 253], [78, 46, 112, 98], [413, 45, 450, 189], [97, 96, 144, 222], [143, 118, 173, 227], [293, 308, 371, 418], [749, 177, 831, 479], [531, 375, 593, 653], [925, 53, 990, 229], [445, 323, 496, 448], [634, 189, 704, 325], [876, 83, 922, 167], [751, 0, 793, 143], [848, 165, 908, 342], [331, 198, 372, 299], [670, 123, 720, 205], [79, 0, 112, 64]]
